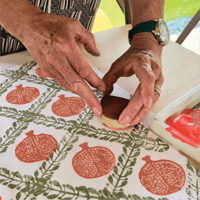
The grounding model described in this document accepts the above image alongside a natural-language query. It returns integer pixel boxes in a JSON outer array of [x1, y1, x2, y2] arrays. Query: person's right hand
[[20, 11, 106, 116]]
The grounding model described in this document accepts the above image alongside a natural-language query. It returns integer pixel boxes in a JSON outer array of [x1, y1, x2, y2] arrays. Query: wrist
[[131, 32, 163, 62], [16, 9, 44, 42]]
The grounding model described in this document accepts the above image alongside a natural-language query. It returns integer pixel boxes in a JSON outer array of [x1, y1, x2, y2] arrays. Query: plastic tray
[[150, 84, 200, 163]]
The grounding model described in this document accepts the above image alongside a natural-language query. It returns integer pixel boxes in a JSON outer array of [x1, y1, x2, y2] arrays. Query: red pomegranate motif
[[15, 130, 58, 163], [139, 156, 186, 196], [6, 84, 40, 105], [51, 94, 86, 117], [72, 142, 115, 178], [36, 67, 49, 78]]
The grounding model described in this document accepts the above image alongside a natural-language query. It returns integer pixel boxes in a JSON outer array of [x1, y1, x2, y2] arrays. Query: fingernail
[[91, 50, 100, 56], [95, 48, 100, 55], [93, 107, 101, 116], [120, 116, 131, 125], [91, 51, 97, 55], [98, 85, 106, 92], [146, 97, 152, 108], [131, 117, 140, 125]]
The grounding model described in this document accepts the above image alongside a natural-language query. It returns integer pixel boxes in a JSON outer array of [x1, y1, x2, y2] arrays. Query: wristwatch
[[128, 19, 170, 46]]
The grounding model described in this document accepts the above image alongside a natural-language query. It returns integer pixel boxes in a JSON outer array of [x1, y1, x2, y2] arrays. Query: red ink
[[166, 108, 200, 148], [72, 142, 115, 178], [181, 108, 192, 115], [182, 109, 200, 126], [36, 67, 49, 78], [15, 130, 58, 163], [139, 156, 186, 195], [103, 123, 123, 131], [6, 84, 40, 105], [51, 94, 86, 117]]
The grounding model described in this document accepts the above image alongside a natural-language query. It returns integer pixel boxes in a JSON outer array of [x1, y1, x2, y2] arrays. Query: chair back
[[116, 0, 132, 24]]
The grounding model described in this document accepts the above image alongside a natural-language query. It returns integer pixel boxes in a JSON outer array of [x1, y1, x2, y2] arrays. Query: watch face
[[159, 20, 170, 45]]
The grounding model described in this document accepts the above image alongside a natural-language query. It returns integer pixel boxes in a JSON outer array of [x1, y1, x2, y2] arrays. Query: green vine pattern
[[0, 88, 102, 155], [0, 93, 170, 199], [0, 166, 117, 200], [20, 74, 66, 91], [0, 63, 179, 200], [35, 106, 93, 180], [0, 167, 170, 200], [0, 106, 169, 152], [28, 88, 60, 114], [105, 141, 143, 199], [18, 61, 37, 73], [186, 161, 200, 200], [133, 124, 170, 152], [22, 132, 80, 200], [0, 121, 29, 153], [0, 106, 169, 153], [0, 88, 60, 153], [125, 196, 170, 200], [0, 61, 36, 96], [19, 104, 100, 199], [0, 78, 17, 95], [0, 61, 36, 77], [0, 105, 97, 199]]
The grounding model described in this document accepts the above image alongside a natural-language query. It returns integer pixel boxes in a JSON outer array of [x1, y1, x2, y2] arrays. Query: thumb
[[77, 29, 100, 56]]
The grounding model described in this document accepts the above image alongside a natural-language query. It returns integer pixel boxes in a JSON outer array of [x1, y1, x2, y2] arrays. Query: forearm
[[0, 0, 41, 41], [129, 0, 165, 59], [130, 0, 165, 27]]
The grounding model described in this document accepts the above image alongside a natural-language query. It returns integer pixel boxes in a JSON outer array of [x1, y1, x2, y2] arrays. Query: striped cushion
[[0, 0, 101, 56]]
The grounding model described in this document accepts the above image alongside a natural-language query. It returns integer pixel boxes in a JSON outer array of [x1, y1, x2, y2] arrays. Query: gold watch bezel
[[152, 19, 170, 46]]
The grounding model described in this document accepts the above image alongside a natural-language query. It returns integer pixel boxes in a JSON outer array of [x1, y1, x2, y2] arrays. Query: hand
[[103, 32, 164, 125], [20, 11, 106, 116]]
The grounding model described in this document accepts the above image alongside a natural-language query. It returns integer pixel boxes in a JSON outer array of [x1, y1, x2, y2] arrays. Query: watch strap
[[128, 21, 156, 44]]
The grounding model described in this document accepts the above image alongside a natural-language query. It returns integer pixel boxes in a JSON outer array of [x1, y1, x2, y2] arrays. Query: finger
[[102, 72, 120, 97], [46, 53, 102, 116], [130, 92, 158, 126], [130, 105, 151, 125], [119, 84, 143, 125], [102, 59, 126, 97], [151, 60, 162, 79], [38, 59, 72, 90], [38, 66, 51, 78], [76, 25, 100, 56], [67, 43, 106, 92], [130, 75, 164, 125], [43, 66, 71, 89], [153, 74, 164, 101], [130, 56, 156, 108]]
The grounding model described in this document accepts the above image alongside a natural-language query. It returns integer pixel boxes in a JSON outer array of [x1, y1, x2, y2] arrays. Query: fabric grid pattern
[[0, 61, 199, 200], [0, 0, 101, 56]]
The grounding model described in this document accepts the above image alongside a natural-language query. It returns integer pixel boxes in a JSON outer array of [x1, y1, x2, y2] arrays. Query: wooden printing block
[[100, 95, 131, 129]]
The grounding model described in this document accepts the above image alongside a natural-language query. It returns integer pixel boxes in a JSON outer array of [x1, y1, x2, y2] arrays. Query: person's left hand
[[103, 32, 164, 126]]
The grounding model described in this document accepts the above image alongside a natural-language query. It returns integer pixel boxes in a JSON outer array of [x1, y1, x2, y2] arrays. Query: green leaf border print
[[0, 62, 178, 200]]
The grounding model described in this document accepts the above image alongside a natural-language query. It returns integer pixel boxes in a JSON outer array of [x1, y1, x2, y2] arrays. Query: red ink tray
[[150, 85, 200, 163]]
